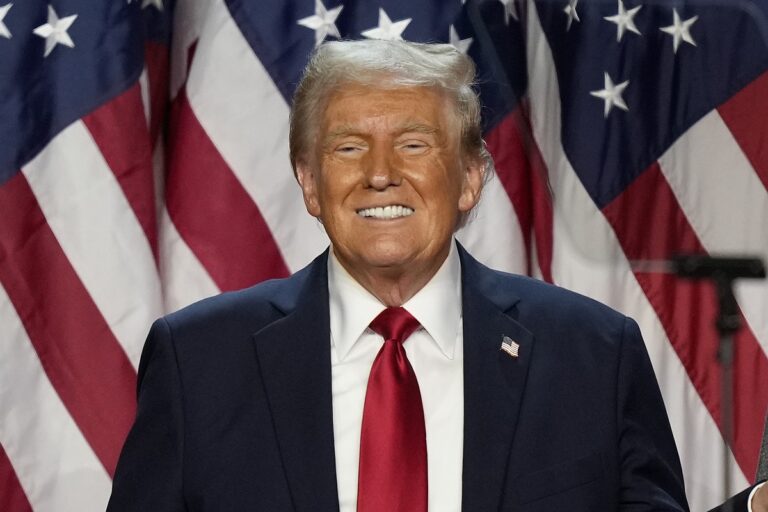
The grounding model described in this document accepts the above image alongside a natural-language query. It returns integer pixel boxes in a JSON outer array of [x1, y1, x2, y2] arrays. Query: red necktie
[[357, 307, 427, 512]]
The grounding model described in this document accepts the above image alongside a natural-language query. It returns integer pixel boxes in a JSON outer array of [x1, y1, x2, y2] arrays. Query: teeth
[[357, 205, 414, 219]]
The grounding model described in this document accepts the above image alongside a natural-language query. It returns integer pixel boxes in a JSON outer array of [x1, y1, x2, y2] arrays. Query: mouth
[[356, 205, 415, 220]]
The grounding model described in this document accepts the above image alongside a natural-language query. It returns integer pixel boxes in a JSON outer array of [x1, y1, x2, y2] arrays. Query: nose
[[364, 144, 401, 190]]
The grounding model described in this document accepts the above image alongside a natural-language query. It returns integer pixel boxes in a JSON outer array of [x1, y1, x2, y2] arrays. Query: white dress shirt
[[328, 242, 464, 512]]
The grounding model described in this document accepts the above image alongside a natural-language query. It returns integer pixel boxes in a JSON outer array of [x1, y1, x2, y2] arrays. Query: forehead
[[321, 84, 455, 131]]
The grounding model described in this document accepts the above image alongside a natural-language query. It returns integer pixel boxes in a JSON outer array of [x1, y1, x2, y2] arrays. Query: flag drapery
[[1, 0, 767, 510]]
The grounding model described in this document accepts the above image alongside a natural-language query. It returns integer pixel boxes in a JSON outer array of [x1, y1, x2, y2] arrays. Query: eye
[[335, 143, 365, 155], [399, 140, 430, 154]]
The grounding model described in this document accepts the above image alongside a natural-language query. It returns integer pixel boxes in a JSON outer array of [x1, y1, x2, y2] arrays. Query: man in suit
[[108, 39, 690, 510]]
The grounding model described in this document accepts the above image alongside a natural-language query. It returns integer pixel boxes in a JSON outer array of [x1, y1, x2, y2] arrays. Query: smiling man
[[108, 40, 690, 511], [296, 83, 483, 306]]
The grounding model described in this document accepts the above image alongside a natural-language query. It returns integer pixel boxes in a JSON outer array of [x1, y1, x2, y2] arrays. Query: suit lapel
[[252, 252, 340, 512], [459, 247, 534, 512]]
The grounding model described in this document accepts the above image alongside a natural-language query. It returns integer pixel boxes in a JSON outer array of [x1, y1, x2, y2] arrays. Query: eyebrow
[[323, 125, 360, 143], [398, 123, 439, 136], [323, 123, 440, 144]]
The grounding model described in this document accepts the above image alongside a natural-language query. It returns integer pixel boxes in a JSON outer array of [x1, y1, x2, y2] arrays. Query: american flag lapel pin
[[500, 335, 520, 358]]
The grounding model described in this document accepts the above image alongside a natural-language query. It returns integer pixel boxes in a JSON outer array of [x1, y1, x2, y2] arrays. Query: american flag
[[1, 0, 767, 510]]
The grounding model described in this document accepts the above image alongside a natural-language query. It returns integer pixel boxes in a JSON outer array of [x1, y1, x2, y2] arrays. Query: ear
[[458, 156, 484, 213], [296, 162, 322, 218]]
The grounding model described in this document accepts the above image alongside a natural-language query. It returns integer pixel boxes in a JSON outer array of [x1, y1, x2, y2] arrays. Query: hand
[[753, 484, 768, 512]]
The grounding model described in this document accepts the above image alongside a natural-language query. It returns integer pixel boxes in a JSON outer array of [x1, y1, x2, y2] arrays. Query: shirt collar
[[328, 241, 462, 361]]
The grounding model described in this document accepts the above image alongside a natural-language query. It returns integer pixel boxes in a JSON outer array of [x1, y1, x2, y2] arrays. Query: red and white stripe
[[0, 285, 111, 511], [0, 123, 155, 508], [0, 36, 162, 512]]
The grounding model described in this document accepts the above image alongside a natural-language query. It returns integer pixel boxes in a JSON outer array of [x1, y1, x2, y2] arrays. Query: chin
[[358, 249, 415, 270]]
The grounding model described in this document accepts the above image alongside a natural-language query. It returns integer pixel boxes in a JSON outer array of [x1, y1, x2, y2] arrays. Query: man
[[108, 40, 689, 510]]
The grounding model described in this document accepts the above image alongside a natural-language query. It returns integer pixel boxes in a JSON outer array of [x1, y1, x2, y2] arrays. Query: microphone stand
[[672, 255, 766, 511]]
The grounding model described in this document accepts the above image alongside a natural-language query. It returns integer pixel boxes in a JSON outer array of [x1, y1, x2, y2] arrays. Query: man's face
[[296, 84, 483, 279]]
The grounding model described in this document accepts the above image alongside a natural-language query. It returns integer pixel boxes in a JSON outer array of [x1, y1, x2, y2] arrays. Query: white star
[[297, 0, 343, 47], [0, 3, 11, 39], [564, 0, 580, 31], [604, 0, 642, 42], [141, 0, 163, 11], [361, 8, 411, 41], [33, 5, 77, 57], [660, 8, 698, 53], [449, 25, 473, 54], [499, 0, 518, 24], [590, 72, 630, 117]]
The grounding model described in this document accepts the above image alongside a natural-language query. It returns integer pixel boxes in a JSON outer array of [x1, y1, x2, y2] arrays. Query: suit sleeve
[[707, 484, 756, 512], [711, 482, 768, 512], [106, 318, 186, 511], [617, 317, 690, 511]]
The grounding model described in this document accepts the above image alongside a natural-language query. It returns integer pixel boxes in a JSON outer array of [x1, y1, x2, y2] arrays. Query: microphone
[[634, 254, 766, 497], [671, 255, 766, 280], [630, 254, 766, 280]]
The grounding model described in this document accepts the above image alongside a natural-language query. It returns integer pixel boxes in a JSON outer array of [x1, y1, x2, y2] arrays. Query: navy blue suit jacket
[[107, 246, 688, 511], [709, 483, 766, 512]]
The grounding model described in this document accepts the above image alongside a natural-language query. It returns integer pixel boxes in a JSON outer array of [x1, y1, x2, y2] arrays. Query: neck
[[333, 246, 451, 307]]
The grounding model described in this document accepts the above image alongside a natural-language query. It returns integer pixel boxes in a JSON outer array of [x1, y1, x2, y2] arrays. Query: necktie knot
[[369, 307, 420, 345]]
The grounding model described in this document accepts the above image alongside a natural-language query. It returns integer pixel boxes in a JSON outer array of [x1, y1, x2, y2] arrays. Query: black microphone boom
[[669, 253, 766, 507], [672, 254, 766, 280]]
